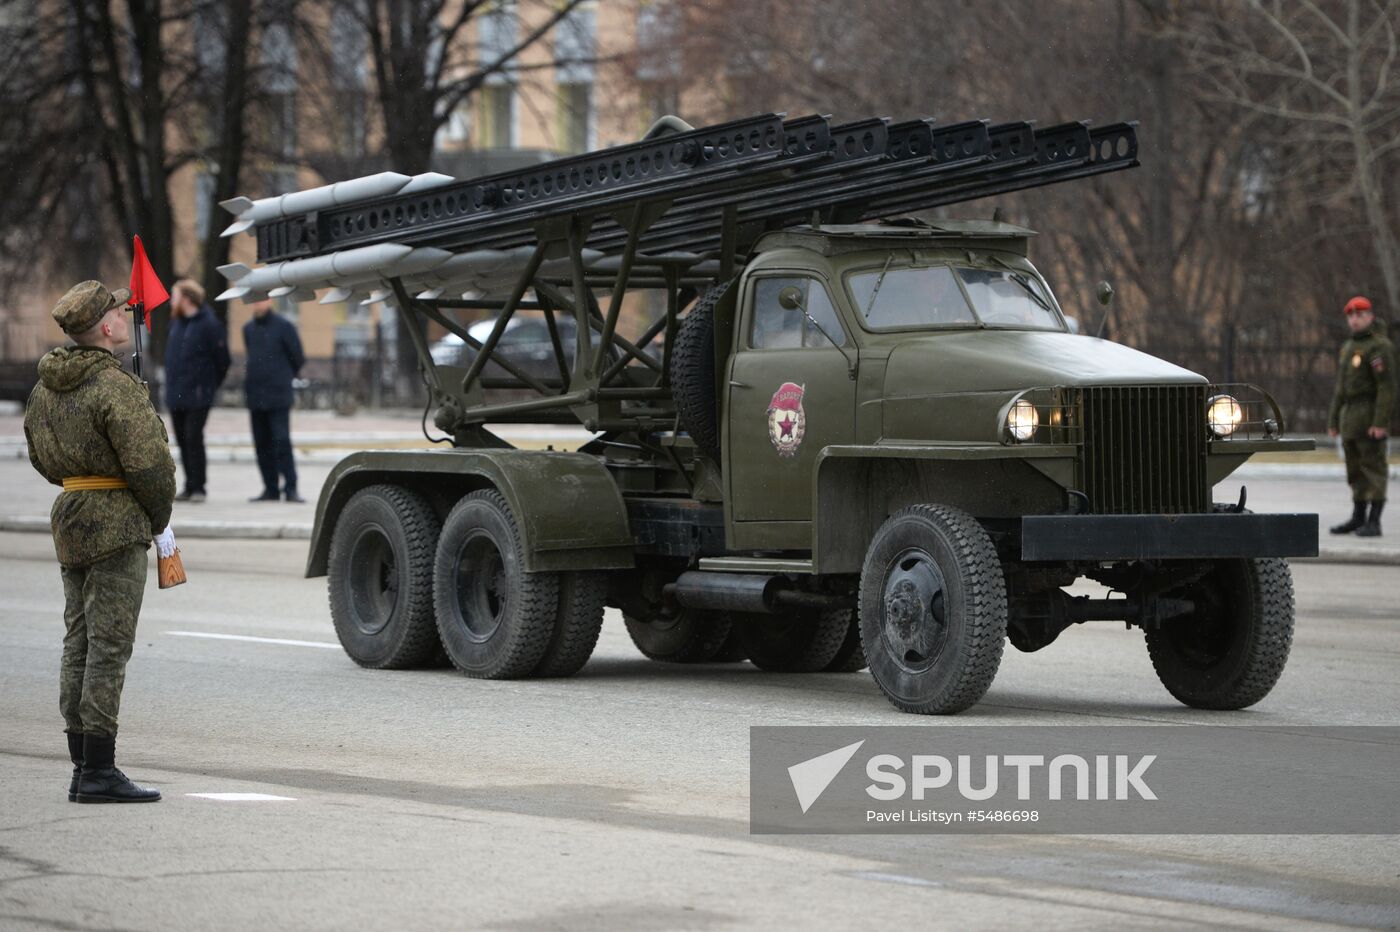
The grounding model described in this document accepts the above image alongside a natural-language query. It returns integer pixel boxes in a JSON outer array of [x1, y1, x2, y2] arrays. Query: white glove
[[155, 526, 177, 558]]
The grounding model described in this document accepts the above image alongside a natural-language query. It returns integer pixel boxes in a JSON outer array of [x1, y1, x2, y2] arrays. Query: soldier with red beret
[[1327, 296, 1395, 537]]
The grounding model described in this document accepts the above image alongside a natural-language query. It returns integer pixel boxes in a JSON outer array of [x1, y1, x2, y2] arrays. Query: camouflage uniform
[[24, 282, 175, 738], [1327, 318, 1395, 503]]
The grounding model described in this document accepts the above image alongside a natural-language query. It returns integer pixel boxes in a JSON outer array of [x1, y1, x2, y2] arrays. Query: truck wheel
[[710, 628, 749, 663], [824, 614, 868, 672], [671, 280, 733, 464], [859, 504, 1007, 714], [624, 607, 732, 663], [434, 490, 559, 679], [533, 572, 608, 678], [1145, 558, 1294, 710], [738, 609, 850, 672], [327, 484, 442, 669]]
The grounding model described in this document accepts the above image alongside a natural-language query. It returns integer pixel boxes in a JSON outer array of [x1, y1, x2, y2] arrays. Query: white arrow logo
[[787, 740, 865, 814]]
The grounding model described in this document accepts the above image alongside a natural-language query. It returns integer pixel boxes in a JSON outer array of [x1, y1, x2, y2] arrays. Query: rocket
[[215, 244, 453, 302], [218, 171, 457, 237]]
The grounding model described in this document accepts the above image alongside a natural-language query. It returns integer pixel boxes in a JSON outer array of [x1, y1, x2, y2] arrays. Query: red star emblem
[[779, 415, 795, 438]]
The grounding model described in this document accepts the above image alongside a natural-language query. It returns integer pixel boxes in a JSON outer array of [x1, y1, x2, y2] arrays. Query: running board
[[698, 556, 815, 574]]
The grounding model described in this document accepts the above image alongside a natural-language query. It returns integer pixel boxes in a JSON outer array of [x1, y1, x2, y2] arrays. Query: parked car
[[430, 315, 637, 383]]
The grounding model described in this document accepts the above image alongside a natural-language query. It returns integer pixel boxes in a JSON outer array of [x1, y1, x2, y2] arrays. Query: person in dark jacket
[[242, 299, 306, 502], [164, 279, 230, 502]]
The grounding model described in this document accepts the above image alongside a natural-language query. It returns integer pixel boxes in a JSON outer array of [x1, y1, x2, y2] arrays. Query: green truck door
[[725, 274, 855, 523]]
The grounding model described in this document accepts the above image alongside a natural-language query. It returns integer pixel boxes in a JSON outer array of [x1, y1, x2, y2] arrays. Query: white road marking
[[850, 871, 943, 889], [187, 793, 297, 802], [165, 631, 340, 649]]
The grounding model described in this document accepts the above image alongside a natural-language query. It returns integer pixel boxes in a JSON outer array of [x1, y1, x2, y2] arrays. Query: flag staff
[[130, 302, 146, 383], [126, 234, 168, 386]]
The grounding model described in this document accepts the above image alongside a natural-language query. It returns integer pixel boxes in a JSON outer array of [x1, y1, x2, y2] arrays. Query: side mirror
[[1096, 281, 1115, 307], [777, 285, 805, 311]]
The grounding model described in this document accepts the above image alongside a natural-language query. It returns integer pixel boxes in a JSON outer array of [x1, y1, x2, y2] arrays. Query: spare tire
[[671, 280, 734, 464]]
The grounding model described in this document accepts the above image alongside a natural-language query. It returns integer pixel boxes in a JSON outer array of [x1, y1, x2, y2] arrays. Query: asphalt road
[[2, 532, 1398, 930]]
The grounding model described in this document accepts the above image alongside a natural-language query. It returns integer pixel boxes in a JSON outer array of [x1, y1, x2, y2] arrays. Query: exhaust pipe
[[665, 572, 854, 614]]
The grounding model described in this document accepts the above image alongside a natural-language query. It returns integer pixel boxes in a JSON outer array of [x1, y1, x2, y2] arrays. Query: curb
[[2, 515, 1395, 563]]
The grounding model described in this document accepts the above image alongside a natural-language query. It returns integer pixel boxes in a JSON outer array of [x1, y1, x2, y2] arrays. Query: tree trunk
[[200, 0, 255, 328]]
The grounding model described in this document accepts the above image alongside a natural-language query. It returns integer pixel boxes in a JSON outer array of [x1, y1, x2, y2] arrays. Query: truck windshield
[[955, 268, 1062, 330], [848, 264, 1063, 331]]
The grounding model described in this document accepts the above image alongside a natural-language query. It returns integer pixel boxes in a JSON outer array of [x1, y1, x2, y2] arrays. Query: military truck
[[219, 112, 1318, 714]]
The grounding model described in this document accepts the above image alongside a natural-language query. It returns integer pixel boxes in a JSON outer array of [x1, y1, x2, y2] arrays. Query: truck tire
[[825, 614, 868, 672], [1145, 557, 1294, 710], [738, 609, 850, 672], [533, 571, 608, 677], [624, 607, 733, 663], [859, 504, 1007, 714], [327, 484, 441, 669], [710, 628, 749, 663], [671, 280, 733, 464], [433, 490, 560, 679]]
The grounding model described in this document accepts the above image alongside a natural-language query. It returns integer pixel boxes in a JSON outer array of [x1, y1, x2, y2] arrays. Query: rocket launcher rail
[[247, 112, 1138, 269]]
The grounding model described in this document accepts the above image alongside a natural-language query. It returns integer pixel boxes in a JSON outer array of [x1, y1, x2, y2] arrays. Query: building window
[[557, 82, 592, 153], [477, 0, 517, 148], [636, 0, 680, 83], [260, 7, 298, 161], [554, 1, 595, 153], [479, 83, 515, 148], [194, 169, 217, 240], [329, 1, 368, 156]]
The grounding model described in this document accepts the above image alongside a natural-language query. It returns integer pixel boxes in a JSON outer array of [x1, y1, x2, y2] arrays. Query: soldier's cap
[[1343, 295, 1372, 315], [52, 281, 132, 334]]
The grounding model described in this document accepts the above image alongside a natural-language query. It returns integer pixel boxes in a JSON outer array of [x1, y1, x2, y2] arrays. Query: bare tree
[[0, 0, 285, 358], [1174, 0, 1400, 311], [306, 0, 590, 390]]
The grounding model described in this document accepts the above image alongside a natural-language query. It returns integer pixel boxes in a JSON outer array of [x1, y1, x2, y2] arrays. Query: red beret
[[1343, 295, 1372, 314]]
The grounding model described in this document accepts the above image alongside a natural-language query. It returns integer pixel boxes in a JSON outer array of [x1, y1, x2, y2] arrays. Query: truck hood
[[878, 331, 1207, 443], [883, 330, 1205, 393]]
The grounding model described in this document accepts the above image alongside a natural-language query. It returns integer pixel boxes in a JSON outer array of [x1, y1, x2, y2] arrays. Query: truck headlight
[[1207, 394, 1243, 437], [1007, 399, 1039, 442]]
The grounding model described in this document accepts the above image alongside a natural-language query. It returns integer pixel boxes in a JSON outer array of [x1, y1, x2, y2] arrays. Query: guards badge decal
[[767, 382, 806, 458]]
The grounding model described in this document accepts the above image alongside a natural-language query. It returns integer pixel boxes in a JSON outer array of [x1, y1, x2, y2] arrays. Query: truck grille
[[1078, 385, 1208, 515]]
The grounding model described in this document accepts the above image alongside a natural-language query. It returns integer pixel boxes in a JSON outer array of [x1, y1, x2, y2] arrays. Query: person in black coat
[[242, 299, 306, 502], [164, 280, 231, 502]]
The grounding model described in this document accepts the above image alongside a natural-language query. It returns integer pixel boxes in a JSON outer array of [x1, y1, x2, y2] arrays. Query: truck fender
[[811, 444, 1077, 573], [306, 449, 634, 577]]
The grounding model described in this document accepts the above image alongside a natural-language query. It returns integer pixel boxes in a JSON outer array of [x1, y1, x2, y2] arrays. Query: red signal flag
[[128, 235, 169, 331]]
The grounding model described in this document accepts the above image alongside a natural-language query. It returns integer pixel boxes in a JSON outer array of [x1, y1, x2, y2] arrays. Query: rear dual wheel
[[328, 485, 442, 669], [736, 609, 857, 673], [624, 605, 734, 663], [433, 490, 607, 679]]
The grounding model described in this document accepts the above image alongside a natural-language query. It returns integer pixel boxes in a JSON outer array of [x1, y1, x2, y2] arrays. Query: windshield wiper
[[988, 256, 1054, 314], [1009, 272, 1054, 313], [864, 254, 895, 321]]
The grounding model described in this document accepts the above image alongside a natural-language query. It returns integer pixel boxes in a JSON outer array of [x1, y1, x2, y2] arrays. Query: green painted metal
[[306, 449, 634, 578]]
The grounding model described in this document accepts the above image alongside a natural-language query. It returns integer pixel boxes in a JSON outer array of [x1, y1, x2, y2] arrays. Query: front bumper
[[1020, 513, 1319, 561]]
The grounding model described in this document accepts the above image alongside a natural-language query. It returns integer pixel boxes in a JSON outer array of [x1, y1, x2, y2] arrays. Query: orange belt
[[62, 476, 128, 491]]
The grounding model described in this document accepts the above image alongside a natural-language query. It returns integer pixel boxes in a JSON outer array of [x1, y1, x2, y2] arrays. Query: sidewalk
[[0, 405, 1395, 564]]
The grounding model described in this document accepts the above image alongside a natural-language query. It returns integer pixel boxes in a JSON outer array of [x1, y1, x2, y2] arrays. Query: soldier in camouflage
[[24, 280, 176, 803], [1327, 296, 1395, 537]]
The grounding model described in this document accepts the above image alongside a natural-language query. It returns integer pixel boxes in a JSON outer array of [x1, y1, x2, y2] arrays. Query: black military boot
[[75, 734, 161, 803], [66, 732, 83, 802], [1329, 502, 1367, 534], [1356, 500, 1384, 537]]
